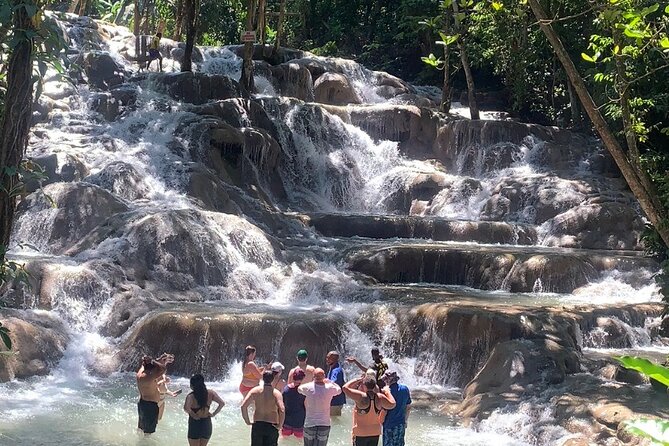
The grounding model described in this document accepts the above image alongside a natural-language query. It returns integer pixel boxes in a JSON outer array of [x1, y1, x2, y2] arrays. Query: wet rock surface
[[119, 307, 346, 378], [13, 182, 129, 254], [347, 244, 656, 293], [0, 310, 69, 382]]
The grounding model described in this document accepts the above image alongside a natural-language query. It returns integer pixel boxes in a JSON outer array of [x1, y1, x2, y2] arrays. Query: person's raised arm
[[342, 378, 366, 402], [287, 367, 296, 385], [346, 356, 367, 373], [183, 394, 200, 420], [378, 385, 396, 410], [274, 389, 285, 428], [210, 390, 225, 417], [248, 362, 263, 380], [240, 390, 255, 425]]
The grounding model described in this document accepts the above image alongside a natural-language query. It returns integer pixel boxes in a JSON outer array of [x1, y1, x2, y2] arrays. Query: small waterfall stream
[[0, 12, 666, 446]]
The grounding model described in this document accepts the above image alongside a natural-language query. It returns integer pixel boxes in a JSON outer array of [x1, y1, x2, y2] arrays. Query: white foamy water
[[2, 13, 664, 446]]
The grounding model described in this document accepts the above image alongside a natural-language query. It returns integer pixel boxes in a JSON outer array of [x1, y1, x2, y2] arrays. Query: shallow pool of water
[[0, 372, 529, 446]]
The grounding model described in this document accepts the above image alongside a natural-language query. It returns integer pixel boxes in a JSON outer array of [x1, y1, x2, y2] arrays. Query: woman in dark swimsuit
[[184, 374, 225, 446]]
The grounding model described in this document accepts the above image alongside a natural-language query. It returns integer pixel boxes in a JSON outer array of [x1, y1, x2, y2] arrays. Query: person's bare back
[[241, 371, 286, 427], [289, 364, 315, 384], [255, 386, 282, 424]]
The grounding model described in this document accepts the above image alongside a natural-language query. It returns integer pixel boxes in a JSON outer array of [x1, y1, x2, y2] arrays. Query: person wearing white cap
[[271, 362, 287, 392]]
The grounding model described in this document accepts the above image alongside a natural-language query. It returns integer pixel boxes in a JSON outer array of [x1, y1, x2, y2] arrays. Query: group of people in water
[[136, 346, 412, 446]]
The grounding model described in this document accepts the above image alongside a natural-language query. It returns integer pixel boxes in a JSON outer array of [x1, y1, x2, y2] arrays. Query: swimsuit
[[188, 399, 212, 440], [137, 399, 159, 433], [352, 395, 383, 446]]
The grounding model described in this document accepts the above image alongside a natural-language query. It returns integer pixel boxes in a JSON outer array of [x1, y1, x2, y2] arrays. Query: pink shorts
[[239, 383, 255, 394], [282, 425, 304, 438]]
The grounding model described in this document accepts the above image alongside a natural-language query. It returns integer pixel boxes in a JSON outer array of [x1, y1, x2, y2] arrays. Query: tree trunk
[[452, 0, 479, 120], [440, 9, 452, 114], [0, 5, 35, 251], [68, 0, 79, 13], [527, 0, 669, 247], [181, 0, 198, 72], [134, 0, 142, 67], [257, 0, 266, 46], [273, 0, 287, 55], [240, 0, 256, 93], [567, 78, 583, 129], [173, 0, 184, 41]]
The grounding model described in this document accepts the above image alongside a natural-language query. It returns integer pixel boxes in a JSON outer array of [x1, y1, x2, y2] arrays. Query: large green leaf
[[625, 419, 669, 445], [0, 326, 11, 350], [617, 356, 669, 386]]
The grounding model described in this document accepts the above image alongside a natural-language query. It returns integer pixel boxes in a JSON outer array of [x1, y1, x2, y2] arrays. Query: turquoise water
[[0, 372, 528, 446]]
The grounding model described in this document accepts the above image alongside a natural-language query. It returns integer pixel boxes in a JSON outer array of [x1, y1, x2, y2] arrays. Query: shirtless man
[[288, 349, 315, 385], [241, 371, 286, 446], [137, 353, 174, 434]]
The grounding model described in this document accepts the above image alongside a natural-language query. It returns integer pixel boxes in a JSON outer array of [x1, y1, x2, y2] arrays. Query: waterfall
[[0, 12, 665, 446]]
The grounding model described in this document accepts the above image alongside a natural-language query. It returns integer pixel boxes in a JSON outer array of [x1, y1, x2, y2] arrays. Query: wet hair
[[190, 374, 208, 409], [262, 370, 275, 385], [142, 356, 155, 371], [243, 345, 256, 371], [157, 32, 162, 38], [371, 347, 380, 356], [363, 377, 376, 390]]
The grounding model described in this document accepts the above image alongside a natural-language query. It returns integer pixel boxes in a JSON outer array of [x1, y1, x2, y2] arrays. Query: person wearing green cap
[[288, 349, 315, 385]]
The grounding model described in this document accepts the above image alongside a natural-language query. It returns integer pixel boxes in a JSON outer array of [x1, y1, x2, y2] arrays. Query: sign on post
[[241, 31, 256, 43]]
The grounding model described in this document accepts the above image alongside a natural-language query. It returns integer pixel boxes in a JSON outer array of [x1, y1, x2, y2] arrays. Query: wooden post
[[240, 0, 256, 93], [273, 0, 286, 55]]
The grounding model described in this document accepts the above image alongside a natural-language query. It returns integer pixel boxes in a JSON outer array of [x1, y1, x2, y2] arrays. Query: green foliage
[[0, 322, 10, 351], [617, 357, 669, 445], [617, 355, 669, 386], [310, 41, 339, 57], [625, 419, 669, 446]]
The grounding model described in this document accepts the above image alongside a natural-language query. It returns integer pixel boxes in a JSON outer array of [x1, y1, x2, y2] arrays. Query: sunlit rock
[[0, 310, 69, 382], [314, 72, 361, 105], [13, 182, 129, 254]]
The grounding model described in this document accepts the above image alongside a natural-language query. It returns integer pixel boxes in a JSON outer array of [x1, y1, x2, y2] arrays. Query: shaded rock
[[347, 245, 639, 293], [381, 171, 450, 214], [269, 63, 314, 101], [83, 51, 126, 89], [147, 72, 246, 104], [585, 317, 635, 349], [170, 45, 204, 65], [481, 175, 591, 225], [13, 182, 129, 254], [348, 104, 440, 158], [25, 153, 89, 192], [228, 45, 309, 65], [89, 83, 138, 121], [119, 307, 345, 378], [543, 202, 645, 251], [613, 366, 647, 385], [85, 161, 151, 201], [314, 72, 361, 105], [306, 213, 537, 245], [464, 339, 580, 398], [186, 165, 242, 215], [176, 109, 286, 201], [0, 310, 69, 382]]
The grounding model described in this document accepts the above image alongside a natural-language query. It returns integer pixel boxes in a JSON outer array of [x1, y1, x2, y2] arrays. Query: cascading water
[[1, 11, 667, 446]]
